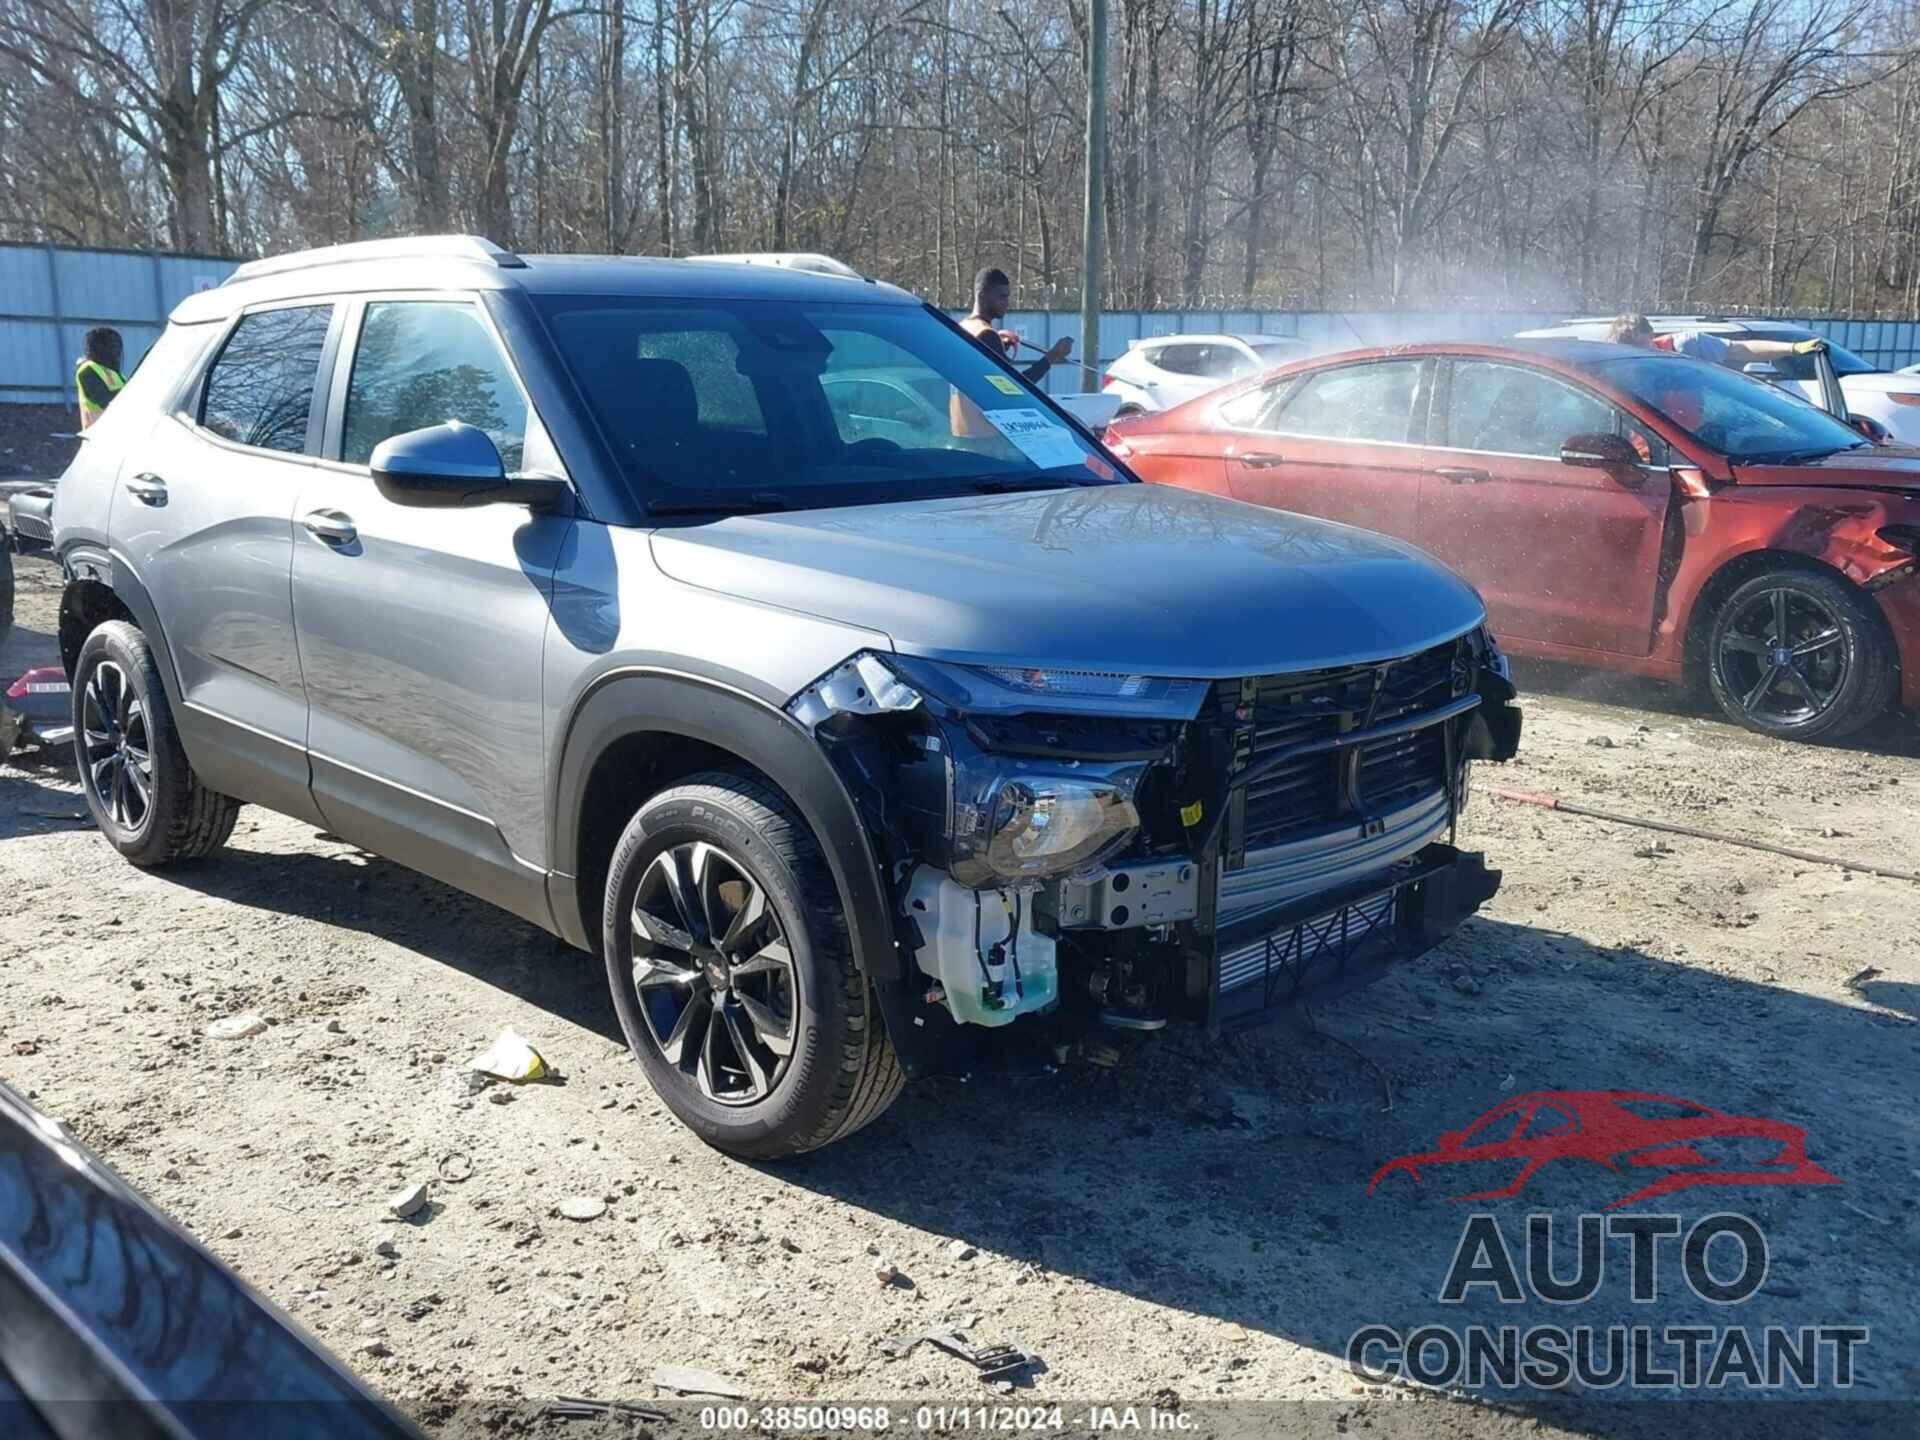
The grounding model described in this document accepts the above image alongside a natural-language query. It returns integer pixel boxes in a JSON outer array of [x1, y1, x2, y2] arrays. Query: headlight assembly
[[953, 770, 1143, 888]]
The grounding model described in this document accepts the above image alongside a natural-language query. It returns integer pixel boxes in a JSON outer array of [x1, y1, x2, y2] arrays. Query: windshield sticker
[[984, 374, 1022, 395], [982, 407, 1084, 469]]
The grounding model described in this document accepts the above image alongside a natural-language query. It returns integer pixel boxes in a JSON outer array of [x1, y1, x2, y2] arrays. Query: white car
[[1101, 332, 1312, 414], [1516, 316, 1920, 445]]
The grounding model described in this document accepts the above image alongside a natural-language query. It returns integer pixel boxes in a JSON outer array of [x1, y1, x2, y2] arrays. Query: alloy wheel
[[1715, 585, 1847, 728], [628, 842, 798, 1106], [80, 660, 152, 832]]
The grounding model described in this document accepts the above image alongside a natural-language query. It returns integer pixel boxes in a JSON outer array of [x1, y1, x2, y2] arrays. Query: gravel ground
[[2, 547, 1917, 1439]]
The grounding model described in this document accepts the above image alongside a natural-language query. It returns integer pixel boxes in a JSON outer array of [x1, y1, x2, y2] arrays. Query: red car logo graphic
[[1367, 1090, 1839, 1209]]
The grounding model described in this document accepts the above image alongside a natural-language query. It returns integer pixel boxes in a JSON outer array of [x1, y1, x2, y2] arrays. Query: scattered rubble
[[651, 1365, 749, 1399], [206, 1013, 268, 1040], [545, 1396, 669, 1423], [879, 1328, 1040, 1387]]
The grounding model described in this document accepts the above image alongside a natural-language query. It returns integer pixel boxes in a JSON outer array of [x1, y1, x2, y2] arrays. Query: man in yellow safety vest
[[75, 327, 126, 429]]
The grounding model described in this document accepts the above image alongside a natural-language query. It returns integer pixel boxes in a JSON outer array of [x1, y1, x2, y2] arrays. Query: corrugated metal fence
[[0, 243, 239, 405], [6, 241, 1920, 405]]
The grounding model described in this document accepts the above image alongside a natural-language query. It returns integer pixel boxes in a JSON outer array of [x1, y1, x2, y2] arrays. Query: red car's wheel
[[1705, 568, 1895, 740]]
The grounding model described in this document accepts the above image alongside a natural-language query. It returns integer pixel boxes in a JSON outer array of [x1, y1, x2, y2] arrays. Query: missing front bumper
[[1208, 842, 1500, 1028]]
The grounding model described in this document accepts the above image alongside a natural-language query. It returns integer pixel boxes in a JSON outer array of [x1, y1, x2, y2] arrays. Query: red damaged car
[[1107, 339, 1920, 740]]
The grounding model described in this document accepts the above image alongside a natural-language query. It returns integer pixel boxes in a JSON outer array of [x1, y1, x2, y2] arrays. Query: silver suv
[[52, 237, 1521, 1156]]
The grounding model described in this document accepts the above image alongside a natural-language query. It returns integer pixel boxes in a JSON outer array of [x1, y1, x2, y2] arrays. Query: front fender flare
[[548, 668, 901, 980]]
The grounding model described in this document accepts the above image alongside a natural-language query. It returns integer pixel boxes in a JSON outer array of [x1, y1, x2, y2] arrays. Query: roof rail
[[227, 234, 526, 284], [687, 251, 868, 282]]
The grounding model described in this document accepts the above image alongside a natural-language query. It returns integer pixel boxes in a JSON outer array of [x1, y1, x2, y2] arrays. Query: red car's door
[[1417, 358, 1671, 655], [1215, 357, 1430, 542]]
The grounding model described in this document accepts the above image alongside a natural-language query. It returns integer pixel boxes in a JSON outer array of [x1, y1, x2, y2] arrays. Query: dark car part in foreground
[[51, 236, 1521, 1157], [0, 1080, 424, 1440]]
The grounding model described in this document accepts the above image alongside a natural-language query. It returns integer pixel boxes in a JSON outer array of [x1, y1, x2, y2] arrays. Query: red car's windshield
[[1582, 353, 1869, 463]]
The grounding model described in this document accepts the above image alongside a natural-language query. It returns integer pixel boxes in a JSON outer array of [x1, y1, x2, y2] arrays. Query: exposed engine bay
[[788, 630, 1522, 1074]]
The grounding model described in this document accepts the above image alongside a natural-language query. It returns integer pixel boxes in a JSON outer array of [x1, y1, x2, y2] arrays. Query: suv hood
[[1731, 445, 1920, 488], [649, 483, 1485, 678]]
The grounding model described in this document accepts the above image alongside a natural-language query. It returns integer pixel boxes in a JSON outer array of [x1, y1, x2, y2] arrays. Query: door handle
[[1237, 451, 1287, 469], [301, 509, 358, 544], [1435, 466, 1491, 485], [124, 473, 168, 504]]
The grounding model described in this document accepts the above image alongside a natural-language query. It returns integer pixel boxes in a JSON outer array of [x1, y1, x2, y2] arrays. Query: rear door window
[[1217, 376, 1300, 429], [1272, 360, 1421, 444], [199, 304, 334, 454], [1155, 344, 1208, 376]]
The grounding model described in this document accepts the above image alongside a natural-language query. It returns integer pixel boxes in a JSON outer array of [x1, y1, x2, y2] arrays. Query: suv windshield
[[1756, 332, 1876, 380], [534, 295, 1121, 510], [1583, 353, 1868, 463]]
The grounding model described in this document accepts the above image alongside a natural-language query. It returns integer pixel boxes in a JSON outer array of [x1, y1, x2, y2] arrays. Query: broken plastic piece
[[466, 1027, 548, 1082], [878, 1328, 1040, 1385], [787, 651, 921, 732], [651, 1365, 750, 1399], [545, 1395, 669, 1423]]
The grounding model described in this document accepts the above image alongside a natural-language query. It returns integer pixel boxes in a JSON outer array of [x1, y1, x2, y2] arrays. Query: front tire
[[602, 771, 903, 1158], [71, 621, 239, 865], [1704, 568, 1895, 741]]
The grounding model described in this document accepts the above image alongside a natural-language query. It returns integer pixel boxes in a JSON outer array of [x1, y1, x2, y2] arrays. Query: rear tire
[[602, 771, 903, 1158], [1704, 568, 1895, 741], [71, 621, 239, 865]]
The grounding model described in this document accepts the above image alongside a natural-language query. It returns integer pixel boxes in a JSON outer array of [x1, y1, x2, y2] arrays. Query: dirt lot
[[3, 545, 1918, 1438]]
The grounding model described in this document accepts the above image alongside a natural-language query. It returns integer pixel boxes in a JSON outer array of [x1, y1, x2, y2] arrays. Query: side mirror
[[369, 421, 570, 510], [1559, 432, 1640, 470], [1851, 414, 1891, 445], [1742, 361, 1782, 381]]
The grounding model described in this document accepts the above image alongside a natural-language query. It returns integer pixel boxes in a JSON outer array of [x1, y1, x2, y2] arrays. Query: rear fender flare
[[58, 547, 185, 708], [549, 669, 901, 980]]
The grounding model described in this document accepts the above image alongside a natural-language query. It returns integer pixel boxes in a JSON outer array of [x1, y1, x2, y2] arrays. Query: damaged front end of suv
[[789, 630, 1521, 1074]]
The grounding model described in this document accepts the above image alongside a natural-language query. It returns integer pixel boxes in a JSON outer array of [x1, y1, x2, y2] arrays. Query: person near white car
[[962, 266, 1072, 383], [1607, 312, 1824, 368], [1518, 313, 1920, 444]]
